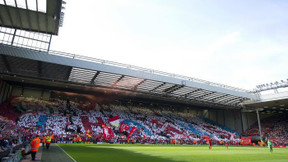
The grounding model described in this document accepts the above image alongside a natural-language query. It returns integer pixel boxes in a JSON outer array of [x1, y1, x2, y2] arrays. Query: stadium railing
[[1, 144, 30, 162]]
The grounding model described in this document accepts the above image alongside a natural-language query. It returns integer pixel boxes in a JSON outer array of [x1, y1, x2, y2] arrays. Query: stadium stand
[[242, 114, 288, 146], [0, 112, 32, 160], [0, 97, 243, 146]]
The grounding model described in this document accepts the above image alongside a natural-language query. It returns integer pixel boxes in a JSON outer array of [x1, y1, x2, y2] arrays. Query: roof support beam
[[65, 67, 72, 81], [133, 79, 146, 90], [225, 97, 242, 104], [163, 84, 184, 93], [90, 71, 100, 84], [210, 94, 229, 102], [219, 97, 241, 104], [10, 29, 16, 45], [215, 95, 236, 103], [112, 75, 124, 87], [194, 92, 216, 100], [150, 82, 165, 92], [182, 89, 201, 98]]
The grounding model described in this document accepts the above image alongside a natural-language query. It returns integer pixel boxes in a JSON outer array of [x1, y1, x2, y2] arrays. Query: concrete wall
[[216, 111, 225, 125], [0, 80, 13, 104], [12, 86, 22, 97], [241, 112, 257, 131], [205, 109, 275, 134], [206, 109, 243, 133], [193, 108, 274, 134], [11, 86, 51, 100]]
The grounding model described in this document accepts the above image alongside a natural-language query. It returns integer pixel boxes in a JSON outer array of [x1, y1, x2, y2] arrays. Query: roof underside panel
[[201, 93, 226, 101], [41, 62, 71, 80], [135, 79, 163, 92], [153, 83, 175, 93], [114, 76, 144, 89], [68, 67, 96, 84], [94, 72, 122, 87], [188, 89, 211, 98], [215, 95, 238, 103], [7, 56, 38, 77], [171, 86, 198, 96]]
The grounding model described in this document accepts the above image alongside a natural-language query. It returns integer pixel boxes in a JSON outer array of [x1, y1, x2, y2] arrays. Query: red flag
[[108, 127, 114, 139], [102, 125, 107, 139], [102, 125, 114, 139], [241, 136, 251, 145], [127, 126, 136, 139], [119, 122, 130, 133], [152, 120, 158, 126]]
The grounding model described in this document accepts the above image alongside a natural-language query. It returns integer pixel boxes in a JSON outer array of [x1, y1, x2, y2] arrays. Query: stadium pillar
[[256, 109, 263, 142]]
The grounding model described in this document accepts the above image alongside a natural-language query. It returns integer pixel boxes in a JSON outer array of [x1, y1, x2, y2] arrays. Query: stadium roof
[[0, 44, 257, 109], [243, 99, 288, 114], [243, 90, 288, 114], [0, 0, 64, 35]]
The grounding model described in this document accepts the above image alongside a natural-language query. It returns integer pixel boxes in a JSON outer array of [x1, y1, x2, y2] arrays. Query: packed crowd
[[243, 114, 288, 146], [0, 101, 35, 159], [0, 97, 243, 146]]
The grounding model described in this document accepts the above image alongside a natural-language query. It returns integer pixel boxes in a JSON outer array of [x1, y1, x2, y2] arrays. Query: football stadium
[[0, 0, 288, 162]]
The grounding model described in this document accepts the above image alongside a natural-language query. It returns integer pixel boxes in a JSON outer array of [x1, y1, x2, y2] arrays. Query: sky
[[50, 0, 288, 90]]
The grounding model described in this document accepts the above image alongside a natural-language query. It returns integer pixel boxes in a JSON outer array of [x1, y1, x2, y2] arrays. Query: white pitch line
[[56, 144, 77, 162]]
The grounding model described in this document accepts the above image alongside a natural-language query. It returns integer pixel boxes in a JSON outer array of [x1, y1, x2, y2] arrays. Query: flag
[[230, 133, 235, 140], [202, 135, 210, 142], [86, 130, 92, 138], [152, 120, 159, 126], [108, 116, 120, 127], [127, 126, 136, 139], [141, 128, 146, 139], [240, 136, 251, 145], [102, 125, 114, 139], [119, 122, 130, 133]]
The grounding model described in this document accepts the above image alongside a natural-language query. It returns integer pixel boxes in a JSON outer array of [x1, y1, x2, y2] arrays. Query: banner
[[230, 133, 236, 140], [127, 126, 136, 139], [108, 116, 120, 127], [240, 136, 251, 145], [202, 135, 210, 142], [141, 128, 146, 139], [102, 125, 114, 139], [119, 122, 130, 133], [152, 120, 159, 126]]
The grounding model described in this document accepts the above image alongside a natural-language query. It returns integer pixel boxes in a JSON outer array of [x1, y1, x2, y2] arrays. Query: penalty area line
[[56, 144, 77, 162]]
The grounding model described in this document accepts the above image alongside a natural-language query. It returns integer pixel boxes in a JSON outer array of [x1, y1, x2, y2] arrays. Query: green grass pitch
[[58, 144, 288, 162]]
